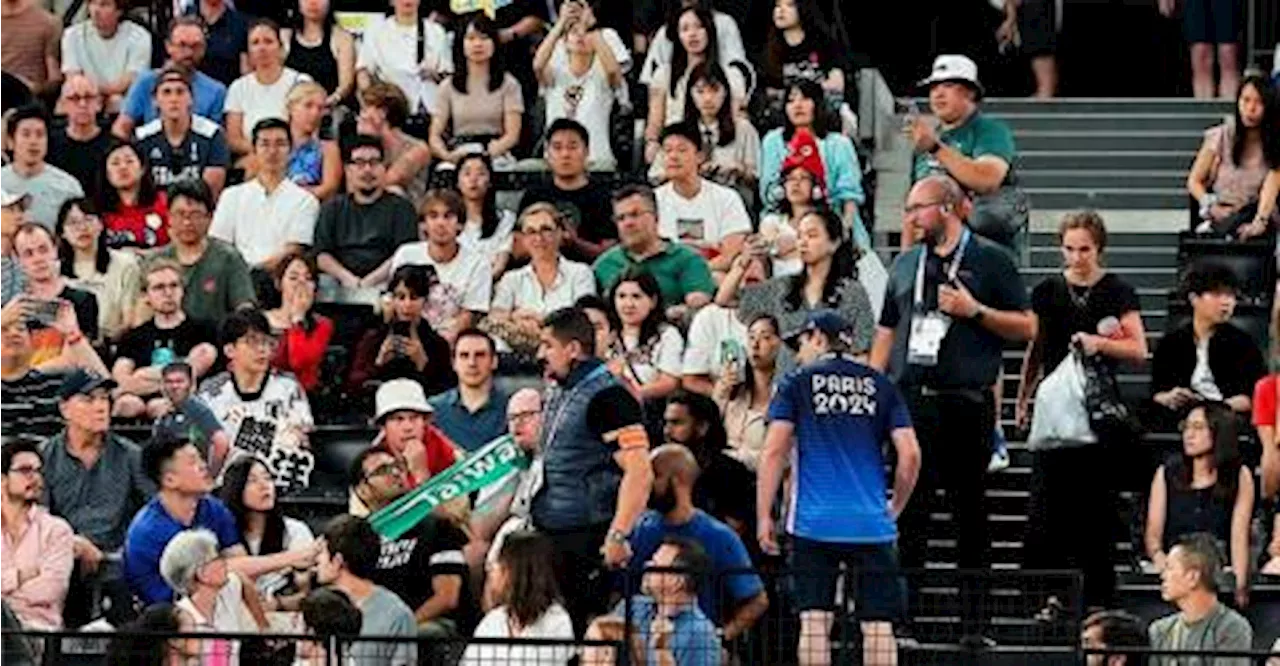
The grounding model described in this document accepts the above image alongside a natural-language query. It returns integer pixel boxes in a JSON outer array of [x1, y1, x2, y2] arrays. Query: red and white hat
[[780, 128, 826, 191]]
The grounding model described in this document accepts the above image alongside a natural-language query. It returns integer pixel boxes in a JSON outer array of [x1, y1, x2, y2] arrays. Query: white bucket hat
[[374, 379, 433, 423], [918, 54, 985, 98]]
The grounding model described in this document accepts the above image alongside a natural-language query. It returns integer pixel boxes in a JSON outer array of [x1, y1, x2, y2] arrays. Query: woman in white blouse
[[55, 197, 140, 342], [355, 0, 452, 117], [488, 203, 594, 352], [606, 269, 684, 402], [161, 529, 268, 666], [456, 153, 516, 278], [713, 313, 782, 470], [463, 531, 574, 666], [224, 19, 312, 161]]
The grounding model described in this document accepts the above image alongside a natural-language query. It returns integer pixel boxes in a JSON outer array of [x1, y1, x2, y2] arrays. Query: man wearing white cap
[[1, 189, 30, 306], [904, 55, 1021, 251], [348, 378, 461, 517]]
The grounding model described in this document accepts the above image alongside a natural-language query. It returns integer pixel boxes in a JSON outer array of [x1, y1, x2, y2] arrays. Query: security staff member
[[869, 174, 1035, 642]]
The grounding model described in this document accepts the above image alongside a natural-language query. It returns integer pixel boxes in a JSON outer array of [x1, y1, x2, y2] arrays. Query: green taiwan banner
[[369, 435, 529, 540]]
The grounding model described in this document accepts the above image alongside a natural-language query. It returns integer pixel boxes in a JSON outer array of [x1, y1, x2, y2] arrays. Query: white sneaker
[[987, 433, 1010, 473]]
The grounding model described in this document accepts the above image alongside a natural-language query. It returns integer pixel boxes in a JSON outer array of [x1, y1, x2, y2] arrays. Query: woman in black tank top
[[283, 0, 355, 105]]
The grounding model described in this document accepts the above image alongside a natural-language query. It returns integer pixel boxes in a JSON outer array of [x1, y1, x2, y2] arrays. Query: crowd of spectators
[[0, 0, 1278, 665]]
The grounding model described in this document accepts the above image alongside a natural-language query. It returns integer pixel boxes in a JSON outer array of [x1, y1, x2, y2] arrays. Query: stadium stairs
[[876, 97, 1279, 653]]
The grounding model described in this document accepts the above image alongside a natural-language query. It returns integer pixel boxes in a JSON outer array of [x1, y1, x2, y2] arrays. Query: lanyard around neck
[[914, 227, 971, 308]]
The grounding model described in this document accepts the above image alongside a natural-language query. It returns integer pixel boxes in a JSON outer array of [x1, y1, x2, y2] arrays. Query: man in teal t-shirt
[[908, 55, 1017, 190]]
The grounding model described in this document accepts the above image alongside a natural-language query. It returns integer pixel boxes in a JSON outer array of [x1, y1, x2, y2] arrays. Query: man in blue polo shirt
[[428, 329, 511, 451], [112, 16, 227, 139], [758, 310, 922, 666], [123, 436, 316, 603]]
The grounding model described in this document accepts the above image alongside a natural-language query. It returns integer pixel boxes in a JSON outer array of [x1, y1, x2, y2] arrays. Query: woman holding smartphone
[[347, 264, 456, 396]]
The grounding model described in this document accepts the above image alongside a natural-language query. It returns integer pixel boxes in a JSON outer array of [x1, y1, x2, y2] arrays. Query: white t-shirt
[[655, 178, 752, 245], [390, 242, 493, 313], [616, 324, 684, 385], [682, 303, 748, 379], [459, 209, 516, 259], [209, 177, 319, 266], [492, 256, 596, 315], [459, 604, 575, 666], [356, 16, 452, 115], [224, 68, 311, 138], [198, 371, 315, 493], [1191, 335, 1223, 401], [247, 516, 315, 598], [60, 19, 152, 88], [543, 56, 616, 168]]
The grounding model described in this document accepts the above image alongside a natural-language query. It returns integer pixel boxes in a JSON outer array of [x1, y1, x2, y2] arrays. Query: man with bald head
[[625, 444, 768, 642], [49, 75, 112, 197], [869, 174, 1034, 644], [476, 388, 545, 567]]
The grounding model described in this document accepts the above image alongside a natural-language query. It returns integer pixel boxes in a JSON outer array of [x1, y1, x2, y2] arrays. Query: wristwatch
[[927, 139, 942, 154], [971, 305, 987, 322], [606, 529, 629, 545]]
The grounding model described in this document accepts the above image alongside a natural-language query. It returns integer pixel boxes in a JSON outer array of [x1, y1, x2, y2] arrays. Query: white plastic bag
[[1027, 352, 1096, 449]]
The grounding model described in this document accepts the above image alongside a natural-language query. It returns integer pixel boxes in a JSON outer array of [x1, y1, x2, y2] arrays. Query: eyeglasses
[[521, 225, 559, 236], [63, 214, 100, 229], [903, 200, 948, 215], [364, 461, 406, 481], [7, 465, 42, 477], [170, 209, 209, 222], [238, 333, 279, 350], [348, 157, 383, 168], [508, 410, 540, 424]]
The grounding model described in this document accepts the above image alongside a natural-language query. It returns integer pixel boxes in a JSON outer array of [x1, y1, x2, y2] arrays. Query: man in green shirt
[[593, 184, 714, 322], [157, 179, 256, 324], [904, 55, 1023, 250]]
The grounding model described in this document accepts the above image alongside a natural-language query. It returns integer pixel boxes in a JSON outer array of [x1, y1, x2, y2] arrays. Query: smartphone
[[25, 299, 60, 327], [894, 97, 922, 118], [391, 321, 412, 337]]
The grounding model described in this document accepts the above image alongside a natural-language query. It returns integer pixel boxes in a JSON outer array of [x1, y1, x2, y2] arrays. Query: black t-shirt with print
[[765, 31, 840, 92], [1031, 273, 1141, 372], [116, 318, 218, 372], [373, 513, 477, 632]]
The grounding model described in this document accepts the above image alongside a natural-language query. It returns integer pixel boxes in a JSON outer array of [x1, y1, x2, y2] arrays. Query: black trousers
[[897, 388, 993, 634], [542, 523, 612, 636], [1024, 443, 1118, 611]]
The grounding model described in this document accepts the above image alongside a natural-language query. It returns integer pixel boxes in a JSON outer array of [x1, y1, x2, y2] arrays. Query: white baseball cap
[[1, 188, 29, 209], [374, 379, 433, 423], [918, 54, 984, 98]]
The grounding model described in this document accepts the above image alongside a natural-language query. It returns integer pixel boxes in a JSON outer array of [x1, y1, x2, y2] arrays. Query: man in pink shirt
[[1, 437, 75, 630]]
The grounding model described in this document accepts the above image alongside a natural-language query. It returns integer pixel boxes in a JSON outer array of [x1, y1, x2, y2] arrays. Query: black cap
[[784, 309, 850, 350], [57, 369, 118, 401]]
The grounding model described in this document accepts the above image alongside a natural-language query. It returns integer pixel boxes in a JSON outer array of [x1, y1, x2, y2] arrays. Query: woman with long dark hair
[[218, 457, 317, 606], [761, 0, 845, 104], [714, 313, 782, 471], [456, 152, 516, 278], [56, 197, 140, 341], [282, 0, 356, 106], [348, 264, 457, 396], [642, 6, 748, 164], [1186, 73, 1280, 238], [429, 14, 523, 165], [464, 531, 573, 666], [650, 62, 759, 193], [732, 208, 872, 373], [1145, 402, 1255, 608], [606, 269, 685, 402], [1017, 211, 1147, 612], [96, 140, 170, 250], [759, 79, 866, 244]]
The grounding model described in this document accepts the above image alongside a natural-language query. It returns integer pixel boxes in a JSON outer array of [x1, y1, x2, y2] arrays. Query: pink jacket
[[1, 505, 75, 629]]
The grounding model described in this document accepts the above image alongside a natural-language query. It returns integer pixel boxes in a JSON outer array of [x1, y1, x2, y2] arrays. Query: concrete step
[[1026, 187, 1190, 210], [1019, 170, 1186, 191], [994, 113, 1221, 133], [980, 98, 1232, 115], [1014, 130, 1203, 152], [1020, 150, 1196, 172]]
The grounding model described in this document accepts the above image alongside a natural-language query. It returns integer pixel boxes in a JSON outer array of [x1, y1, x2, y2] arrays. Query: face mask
[[648, 485, 677, 514]]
